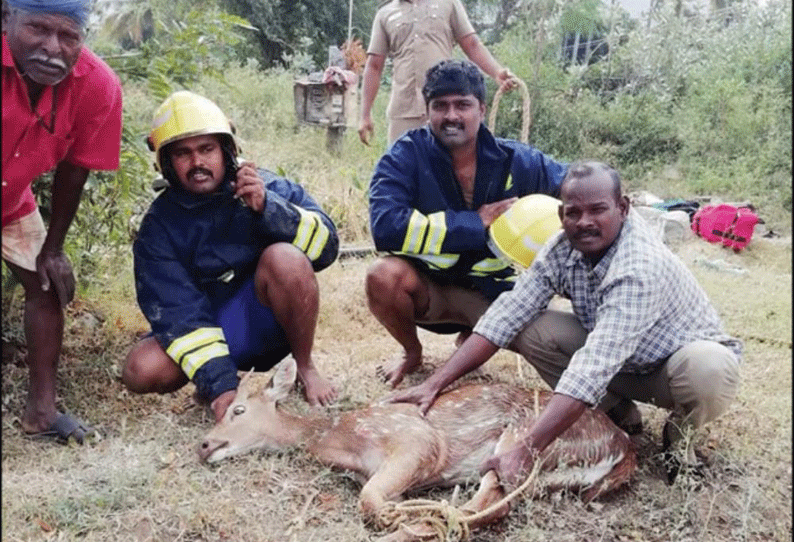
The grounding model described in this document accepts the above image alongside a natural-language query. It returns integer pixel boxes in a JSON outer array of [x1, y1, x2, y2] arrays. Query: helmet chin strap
[[220, 137, 239, 185]]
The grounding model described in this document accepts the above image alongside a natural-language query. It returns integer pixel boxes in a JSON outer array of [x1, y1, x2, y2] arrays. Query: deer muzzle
[[198, 438, 229, 463]]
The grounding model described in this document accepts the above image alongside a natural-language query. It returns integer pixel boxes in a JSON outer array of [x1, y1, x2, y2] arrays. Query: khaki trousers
[[388, 115, 428, 144], [509, 310, 742, 434], [415, 281, 491, 333]]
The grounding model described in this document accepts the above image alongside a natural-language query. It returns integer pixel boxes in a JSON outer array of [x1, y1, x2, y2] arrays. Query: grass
[[2, 235, 791, 541], [2, 65, 791, 541]]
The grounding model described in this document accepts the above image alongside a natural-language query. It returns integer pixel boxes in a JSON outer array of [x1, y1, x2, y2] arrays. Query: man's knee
[[511, 310, 586, 359], [122, 337, 186, 394], [365, 257, 416, 297], [667, 341, 741, 425], [258, 243, 313, 276], [256, 243, 317, 297], [8, 263, 60, 310], [365, 258, 430, 321]]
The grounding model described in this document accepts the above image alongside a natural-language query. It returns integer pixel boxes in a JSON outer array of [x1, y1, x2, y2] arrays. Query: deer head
[[198, 358, 298, 463]]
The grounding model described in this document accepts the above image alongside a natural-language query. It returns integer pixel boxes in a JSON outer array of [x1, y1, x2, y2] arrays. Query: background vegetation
[[11, 0, 789, 294], [2, 0, 791, 540]]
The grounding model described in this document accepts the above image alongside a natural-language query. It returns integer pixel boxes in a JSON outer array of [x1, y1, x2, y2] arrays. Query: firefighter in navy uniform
[[123, 91, 339, 421], [366, 60, 568, 387]]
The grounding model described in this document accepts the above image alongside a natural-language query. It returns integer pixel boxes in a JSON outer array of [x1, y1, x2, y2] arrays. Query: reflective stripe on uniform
[[166, 327, 230, 379], [423, 211, 447, 254], [401, 210, 429, 253], [401, 209, 449, 255], [293, 207, 332, 262], [469, 257, 512, 276]]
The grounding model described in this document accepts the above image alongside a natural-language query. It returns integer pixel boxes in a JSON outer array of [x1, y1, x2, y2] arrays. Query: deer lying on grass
[[199, 359, 636, 541]]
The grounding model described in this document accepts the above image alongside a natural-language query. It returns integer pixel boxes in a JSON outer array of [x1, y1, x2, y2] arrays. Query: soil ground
[[1, 233, 791, 542]]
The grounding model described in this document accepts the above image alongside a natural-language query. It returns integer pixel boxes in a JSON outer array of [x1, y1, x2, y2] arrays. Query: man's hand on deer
[[383, 381, 440, 416], [481, 443, 538, 493]]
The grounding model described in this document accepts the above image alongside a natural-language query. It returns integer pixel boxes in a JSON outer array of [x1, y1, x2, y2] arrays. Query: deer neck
[[277, 407, 370, 472], [272, 408, 333, 449]]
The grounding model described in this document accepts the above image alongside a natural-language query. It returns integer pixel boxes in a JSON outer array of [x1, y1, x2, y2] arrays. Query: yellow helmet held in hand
[[488, 194, 562, 268], [147, 91, 239, 172]]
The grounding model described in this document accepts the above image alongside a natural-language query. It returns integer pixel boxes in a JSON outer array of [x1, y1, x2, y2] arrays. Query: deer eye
[[232, 405, 246, 416]]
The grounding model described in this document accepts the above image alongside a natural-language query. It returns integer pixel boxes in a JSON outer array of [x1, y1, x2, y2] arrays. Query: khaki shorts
[[2, 210, 47, 272], [415, 278, 492, 334]]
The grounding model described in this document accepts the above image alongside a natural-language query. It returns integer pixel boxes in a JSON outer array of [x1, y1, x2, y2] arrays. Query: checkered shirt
[[473, 208, 743, 406]]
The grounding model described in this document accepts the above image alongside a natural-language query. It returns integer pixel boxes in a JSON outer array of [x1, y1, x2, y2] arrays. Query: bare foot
[[376, 352, 422, 388], [21, 404, 59, 434], [298, 364, 337, 406]]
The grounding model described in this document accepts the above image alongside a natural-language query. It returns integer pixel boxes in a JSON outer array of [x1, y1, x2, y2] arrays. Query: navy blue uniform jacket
[[134, 169, 339, 401], [370, 124, 567, 300]]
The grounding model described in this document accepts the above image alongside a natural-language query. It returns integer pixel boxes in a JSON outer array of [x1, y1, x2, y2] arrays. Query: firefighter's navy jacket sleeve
[[371, 147, 488, 255], [134, 170, 338, 402], [258, 175, 338, 271]]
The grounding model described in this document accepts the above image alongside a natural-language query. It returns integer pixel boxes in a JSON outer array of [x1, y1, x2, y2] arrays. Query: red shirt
[[2, 35, 123, 227]]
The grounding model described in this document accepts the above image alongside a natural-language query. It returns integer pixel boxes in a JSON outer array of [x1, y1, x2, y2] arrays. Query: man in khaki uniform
[[358, 0, 516, 145]]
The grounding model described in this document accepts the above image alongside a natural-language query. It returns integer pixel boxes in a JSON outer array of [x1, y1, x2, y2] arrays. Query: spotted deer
[[199, 358, 636, 541]]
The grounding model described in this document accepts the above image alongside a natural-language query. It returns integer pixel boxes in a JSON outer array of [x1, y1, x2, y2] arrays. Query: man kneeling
[[123, 92, 339, 421]]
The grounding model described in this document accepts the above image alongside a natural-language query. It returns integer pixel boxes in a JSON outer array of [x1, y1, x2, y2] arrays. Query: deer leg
[[457, 470, 510, 528], [457, 427, 525, 527], [361, 467, 446, 542], [358, 455, 431, 527], [374, 469, 510, 542]]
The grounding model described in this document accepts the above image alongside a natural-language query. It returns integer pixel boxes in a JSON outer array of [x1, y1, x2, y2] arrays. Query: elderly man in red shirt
[[2, 0, 123, 443]]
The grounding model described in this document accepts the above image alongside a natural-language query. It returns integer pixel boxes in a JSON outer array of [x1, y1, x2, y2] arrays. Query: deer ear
[[236, 368, 257, 399], [264, 358, 297, 402]]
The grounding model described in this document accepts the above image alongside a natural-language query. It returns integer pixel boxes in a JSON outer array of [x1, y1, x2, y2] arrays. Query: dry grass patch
[[2, 236, 791, 542]]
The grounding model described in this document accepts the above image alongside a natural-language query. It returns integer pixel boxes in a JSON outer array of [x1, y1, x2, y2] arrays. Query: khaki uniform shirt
[[368, 0, 475, 119]]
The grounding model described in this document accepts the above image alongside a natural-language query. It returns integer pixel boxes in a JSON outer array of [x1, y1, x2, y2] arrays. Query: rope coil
[[488, 78, 531, 144], [376, 460, 543, 542]]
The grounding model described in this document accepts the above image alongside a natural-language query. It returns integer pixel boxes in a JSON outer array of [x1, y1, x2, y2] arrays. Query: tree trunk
[[572, 31, 581, 64]]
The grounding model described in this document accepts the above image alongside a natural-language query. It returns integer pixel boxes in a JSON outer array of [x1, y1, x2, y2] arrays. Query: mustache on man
[[28, 53, 68, 70]]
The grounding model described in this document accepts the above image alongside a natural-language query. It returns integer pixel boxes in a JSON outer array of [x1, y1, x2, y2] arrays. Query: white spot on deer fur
[[541, 452, 625, 487]]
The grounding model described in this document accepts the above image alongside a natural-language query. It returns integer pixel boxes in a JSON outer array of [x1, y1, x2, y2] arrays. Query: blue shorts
[[216, 278, 291, 371]]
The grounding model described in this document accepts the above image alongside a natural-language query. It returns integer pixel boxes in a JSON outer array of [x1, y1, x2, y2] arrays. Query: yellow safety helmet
[[487, 194, 562, 268], [147, 91, 239, 172]]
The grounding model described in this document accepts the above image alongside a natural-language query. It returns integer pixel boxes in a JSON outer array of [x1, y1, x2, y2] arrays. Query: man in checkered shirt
[[388, 160, 742, 486]]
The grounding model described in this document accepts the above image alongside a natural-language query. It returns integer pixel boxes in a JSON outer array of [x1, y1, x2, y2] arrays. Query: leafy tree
[[220, 0, 381, 69], [462, 0, 526, 43]]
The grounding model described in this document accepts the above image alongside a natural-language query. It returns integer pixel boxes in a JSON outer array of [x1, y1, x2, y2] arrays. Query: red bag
[[691, 204, 759, 252]]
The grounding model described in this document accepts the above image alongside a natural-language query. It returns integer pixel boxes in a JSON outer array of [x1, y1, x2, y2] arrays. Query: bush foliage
[[6, 0, 790, 298]]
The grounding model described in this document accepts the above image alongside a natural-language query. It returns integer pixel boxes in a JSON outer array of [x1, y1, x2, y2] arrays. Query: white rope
[[377, 461, 543, 542]]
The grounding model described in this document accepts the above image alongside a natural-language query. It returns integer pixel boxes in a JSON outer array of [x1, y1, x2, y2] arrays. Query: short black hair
[[422, 59, 486, 104], [561, 161, 622, 201]]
